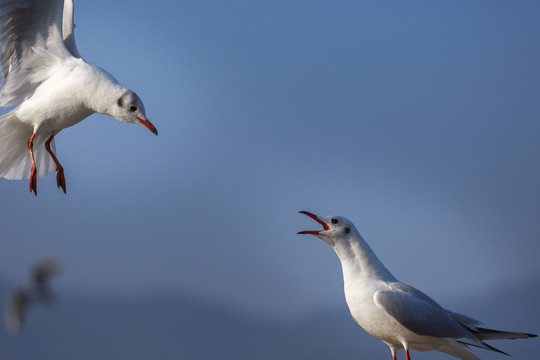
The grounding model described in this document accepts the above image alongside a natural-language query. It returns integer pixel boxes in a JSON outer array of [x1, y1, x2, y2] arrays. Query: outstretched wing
[[5, 287, 31, 334], [62, 0, 81, 58], [0, 0, 71, 106]]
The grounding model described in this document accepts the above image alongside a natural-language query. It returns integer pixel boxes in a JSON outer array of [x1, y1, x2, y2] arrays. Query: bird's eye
[[331, 218, 339, 225], [129, 105, 137, 112]]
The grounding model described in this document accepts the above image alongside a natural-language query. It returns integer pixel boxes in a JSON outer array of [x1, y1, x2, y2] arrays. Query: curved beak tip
[[139, 118, 158, 135]]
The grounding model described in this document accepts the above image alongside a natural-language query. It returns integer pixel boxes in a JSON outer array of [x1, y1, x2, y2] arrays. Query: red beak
[[298, 211, 330, 235], [138, 117, 158, 135]]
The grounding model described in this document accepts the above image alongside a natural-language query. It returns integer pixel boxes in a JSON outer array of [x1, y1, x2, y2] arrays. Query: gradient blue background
[[1, 1, 539, 359]]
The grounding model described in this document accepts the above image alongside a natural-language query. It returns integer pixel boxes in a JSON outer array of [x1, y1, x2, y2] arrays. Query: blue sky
[[1, 1, 539, 358]]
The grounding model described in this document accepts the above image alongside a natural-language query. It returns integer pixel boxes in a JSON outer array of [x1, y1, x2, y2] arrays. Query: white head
[[297, 211, 356, 247], [113, 90, 158, 135], [298, 211, 397, 280]]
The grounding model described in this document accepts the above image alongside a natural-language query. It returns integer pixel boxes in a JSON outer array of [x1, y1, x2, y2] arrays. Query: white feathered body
[[337, 241, 431, 351], [15, 58, 95, 131], [344, 276, 402, 344], [300, 212, 536, 360], [0, 0, 151, 185], [0, 51, 124, 180], [329, 227, 488, 360], [341, 261, 480, 359]]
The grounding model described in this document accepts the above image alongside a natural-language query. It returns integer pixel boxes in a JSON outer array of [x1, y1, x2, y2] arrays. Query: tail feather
[[448, 309, 537, 358], [454, 336, 510, 357], [472, 327, 537, 341], [457, 339, 510, 357], [0, 112, 56, 180], [438, 342, 482, 360], [449, 310, 537, 340]]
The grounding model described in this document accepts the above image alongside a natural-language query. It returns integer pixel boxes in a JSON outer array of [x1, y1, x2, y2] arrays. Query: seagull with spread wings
[[0, 0, 157, 195]]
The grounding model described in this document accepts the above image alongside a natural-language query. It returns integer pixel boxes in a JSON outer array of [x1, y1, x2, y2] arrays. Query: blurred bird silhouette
[[5, 257, 60, 334]]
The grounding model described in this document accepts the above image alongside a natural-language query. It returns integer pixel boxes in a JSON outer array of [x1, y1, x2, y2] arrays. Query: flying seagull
[[298, 211, 536, 360], [5, 257, 60, 334], [0, 0, 158, 195]]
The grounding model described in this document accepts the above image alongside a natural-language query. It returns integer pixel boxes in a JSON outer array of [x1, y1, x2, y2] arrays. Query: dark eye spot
[[331, 218, 339, 225], [117, 97, 124, 107], [130, 105, 137, 112]]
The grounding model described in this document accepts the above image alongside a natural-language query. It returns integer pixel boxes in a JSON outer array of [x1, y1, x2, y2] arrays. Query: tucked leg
[[27, 133, 37, 196], [44, 134, 66, 193]]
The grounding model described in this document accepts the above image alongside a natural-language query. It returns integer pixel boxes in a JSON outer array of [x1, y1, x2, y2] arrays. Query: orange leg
[[406, 349, 411, 360], [27, 133, 37, 196], [44, 134, 66, 193]]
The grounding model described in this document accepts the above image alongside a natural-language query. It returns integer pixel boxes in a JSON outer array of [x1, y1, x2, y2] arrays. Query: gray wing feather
[[374, 283, 532, 355], [0, 0, 69, 106], [447, 310, 483, 330], [374, 282, 472, 339], [62, 0, 80, 58]]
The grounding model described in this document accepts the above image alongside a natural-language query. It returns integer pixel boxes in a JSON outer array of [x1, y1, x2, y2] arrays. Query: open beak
[[298, 211, 330, 235], [138, 117, 158, 135]]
